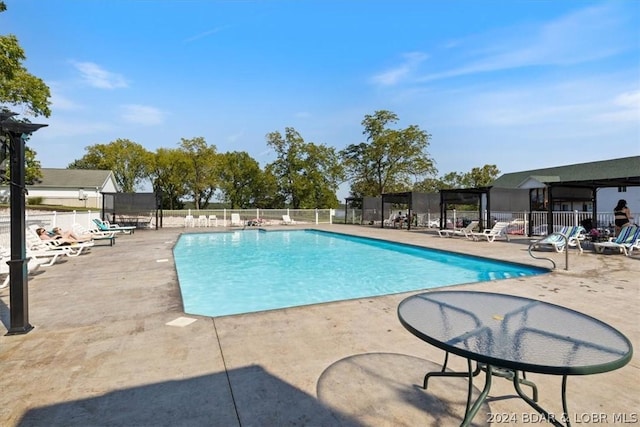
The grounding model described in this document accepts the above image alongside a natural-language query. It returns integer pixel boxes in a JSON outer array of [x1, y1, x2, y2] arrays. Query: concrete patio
[[1, 225, 638, 426]]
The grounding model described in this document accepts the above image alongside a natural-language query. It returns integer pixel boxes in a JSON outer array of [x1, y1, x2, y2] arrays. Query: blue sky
[[2, 0, 639, 198]]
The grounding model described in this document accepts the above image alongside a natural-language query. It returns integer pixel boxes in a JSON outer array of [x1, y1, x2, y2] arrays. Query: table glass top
[[398, 291, 633, 375]]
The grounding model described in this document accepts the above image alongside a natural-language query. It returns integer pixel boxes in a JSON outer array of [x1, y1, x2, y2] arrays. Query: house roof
[[28, 168, 116, 189], [491, 156, 640, 189]]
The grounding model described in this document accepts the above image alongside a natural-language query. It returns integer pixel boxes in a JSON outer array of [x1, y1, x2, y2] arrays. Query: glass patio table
[[397, 290, 633, 427]]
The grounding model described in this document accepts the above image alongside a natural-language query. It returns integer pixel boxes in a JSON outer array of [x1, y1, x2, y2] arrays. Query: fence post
[[453, 209, 457, 230], [315, 209, 319, 224], [573, 210, 579, 227]]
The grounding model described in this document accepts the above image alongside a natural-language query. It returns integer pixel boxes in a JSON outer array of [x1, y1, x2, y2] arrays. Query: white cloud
[[594, 90, 640, 124], [120, 104, 166, 125], [418, 4, 632, 82], [48, 84, 82, 111], [35, 118, 114, 139], [184, 26, 228, 43], [71, 61, 128, 89], [370, 52, 428, 86], [227, 131, 245, 143]]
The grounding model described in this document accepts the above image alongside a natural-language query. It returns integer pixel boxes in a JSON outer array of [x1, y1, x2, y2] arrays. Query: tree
[[413, 177, 446, 193], [217, 151, 266, 209], [265, 127, 343, 209], [24, 146, 41, 185], [0, 2, 51, 117], [1, 2, 51, 185], [465, 164, 500, 187], [179, 137, 217, 210], [417, 164, 500, 190], [341, 110, 436, 198], [150, 147, 189, 210], [68, 139, 153, 192]]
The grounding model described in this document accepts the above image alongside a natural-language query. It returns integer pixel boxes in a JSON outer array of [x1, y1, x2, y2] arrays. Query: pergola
[[379, 191, 414, 229], [543, 176, 640, 232], [439, 187, 491, 230]]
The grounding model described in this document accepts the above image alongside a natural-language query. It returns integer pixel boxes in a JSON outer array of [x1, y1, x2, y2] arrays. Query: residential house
[[24, 168, 119, 209]]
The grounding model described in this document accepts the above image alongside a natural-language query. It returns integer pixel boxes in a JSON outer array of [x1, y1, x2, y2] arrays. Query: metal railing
[[339, 208, 620, 236], [0, 208, 620, 239]]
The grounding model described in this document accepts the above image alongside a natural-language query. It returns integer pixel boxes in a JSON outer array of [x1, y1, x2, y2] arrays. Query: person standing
[[613, 199, 633, 236]]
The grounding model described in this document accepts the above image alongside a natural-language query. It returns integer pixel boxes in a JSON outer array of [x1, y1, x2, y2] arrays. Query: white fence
[[160, 208, 335, 228], [0, 208, 619, 244], [342, 208, 619, 236], [0, 209, 336, 243]]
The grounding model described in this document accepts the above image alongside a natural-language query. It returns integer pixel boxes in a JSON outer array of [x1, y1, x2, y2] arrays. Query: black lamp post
[[0, 112, 47, 335]]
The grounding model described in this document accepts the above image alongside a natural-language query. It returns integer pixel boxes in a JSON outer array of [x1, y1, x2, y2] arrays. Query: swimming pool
[[173, 229, 548, 317]]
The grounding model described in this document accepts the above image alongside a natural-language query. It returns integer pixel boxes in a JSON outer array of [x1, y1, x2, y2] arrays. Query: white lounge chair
[[438, 221, 479, 239], [27, 225, 94, 257], [281, 214, 296, 225], [230, 213, 244, 227], [93, 218, 135, 234], [530, 226, 585, 253], [73, 223, 117, 246], [383, 213, 396, 228], [0, 247, 47, 288], [593, 225, 640, 256], [470, 222, 511, 242]]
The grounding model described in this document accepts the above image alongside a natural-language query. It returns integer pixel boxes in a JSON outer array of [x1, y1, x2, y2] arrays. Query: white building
[[491, 156, 640, 217], [24, 168, 119, 209]]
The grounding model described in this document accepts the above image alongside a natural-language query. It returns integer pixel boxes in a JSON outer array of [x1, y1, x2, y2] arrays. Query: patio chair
[[208, 215, 218, 227], [281, 214, 296, 225], [230, 213, 244, 227], [593, 225, 640, 256], [470, 222, 511, 242], [383, 212, 396, 228], [437, 220, 479, 239], [24, 230, 80, 260], [73, 223, 117, 246], [530, 226, 585, 253], [0, 247, 48, 288], [27, 225, 94, 257], [93, 218, 135, 234]]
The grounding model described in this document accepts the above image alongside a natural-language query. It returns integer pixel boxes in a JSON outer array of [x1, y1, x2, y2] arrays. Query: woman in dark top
[[613, 199, 632, 236]]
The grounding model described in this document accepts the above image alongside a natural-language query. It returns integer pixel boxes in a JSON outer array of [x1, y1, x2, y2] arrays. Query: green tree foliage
[[24, 146, 41, 184], [252, 168, 282, 209], [179, 137, 217, 210], [0, 3, 51, 117], [412, 177, 446, 193], [416, 164, 500, 191], [265, 127, 343, 209], [68, 138, 153, 192], [341, 110, 436, 198], [465, 164, 500, 187], [217, 151, 267, 209], [151, 147, 188, 210], [1, 2, 51, 185]]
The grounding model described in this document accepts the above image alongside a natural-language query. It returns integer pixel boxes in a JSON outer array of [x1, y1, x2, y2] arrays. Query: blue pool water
[[173, 229, 548, 317]]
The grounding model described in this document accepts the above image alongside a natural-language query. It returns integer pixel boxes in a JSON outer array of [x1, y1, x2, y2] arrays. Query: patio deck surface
[[1, 224, 638, 426]]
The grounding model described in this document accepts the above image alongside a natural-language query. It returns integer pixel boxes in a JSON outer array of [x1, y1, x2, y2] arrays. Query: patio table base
[[422, 352, 572, 427]]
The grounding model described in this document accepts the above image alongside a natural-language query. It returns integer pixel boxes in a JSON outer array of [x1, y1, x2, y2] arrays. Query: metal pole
[[6, 132, 31, 334], [1, 118, 48, 335]]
